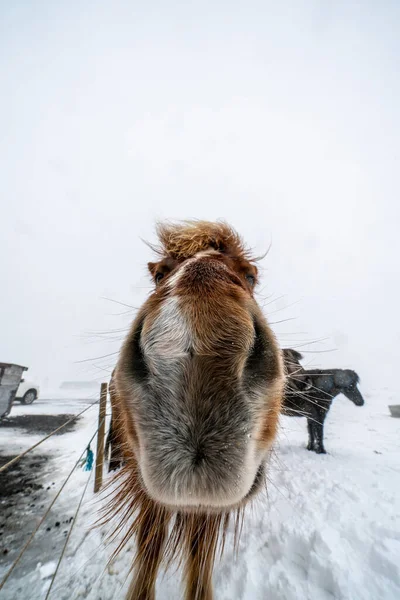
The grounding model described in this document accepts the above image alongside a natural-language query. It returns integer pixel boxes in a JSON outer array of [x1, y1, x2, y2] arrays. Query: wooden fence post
[[94, 382, 108, 493]]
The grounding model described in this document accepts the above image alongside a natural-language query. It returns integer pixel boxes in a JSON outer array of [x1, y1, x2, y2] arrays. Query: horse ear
[[283, 348, 304, 363], [148, 262, 158, 277]]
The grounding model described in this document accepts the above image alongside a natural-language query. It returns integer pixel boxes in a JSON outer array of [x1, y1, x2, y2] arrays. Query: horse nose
[[179, 255, 243, 291], [355, 394, 365, 406]]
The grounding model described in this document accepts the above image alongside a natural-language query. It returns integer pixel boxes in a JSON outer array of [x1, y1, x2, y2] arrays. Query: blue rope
[[82, 445, 94, 471]]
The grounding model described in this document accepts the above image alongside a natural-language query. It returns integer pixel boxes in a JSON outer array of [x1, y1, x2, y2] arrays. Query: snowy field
[[1, 389, 399, 600], [2, 1, 399, 599]]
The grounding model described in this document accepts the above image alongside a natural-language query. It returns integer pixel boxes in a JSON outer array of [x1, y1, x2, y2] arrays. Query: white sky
[[1, 1, 399, 393]]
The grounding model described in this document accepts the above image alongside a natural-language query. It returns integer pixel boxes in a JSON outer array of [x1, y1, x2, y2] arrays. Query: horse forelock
[[153, 220, 254, 262], [349, 369, 360, 385]]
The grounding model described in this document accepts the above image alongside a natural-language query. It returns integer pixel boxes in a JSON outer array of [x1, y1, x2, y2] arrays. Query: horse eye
[[155, 272, 164, 284], [245, 274, 256, 287]]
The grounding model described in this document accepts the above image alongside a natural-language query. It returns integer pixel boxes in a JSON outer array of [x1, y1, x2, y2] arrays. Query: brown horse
[[103, 221, 284, 600]]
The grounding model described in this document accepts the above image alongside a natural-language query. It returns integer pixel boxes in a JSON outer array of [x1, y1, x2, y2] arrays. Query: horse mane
[[149, 220, 255, 261]]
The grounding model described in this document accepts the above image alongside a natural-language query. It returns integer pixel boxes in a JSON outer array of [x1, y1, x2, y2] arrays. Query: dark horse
[[282, 349, 365, 454]]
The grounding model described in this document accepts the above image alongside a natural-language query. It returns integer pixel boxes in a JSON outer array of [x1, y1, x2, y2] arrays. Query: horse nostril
[[192, 447, 206, 467]]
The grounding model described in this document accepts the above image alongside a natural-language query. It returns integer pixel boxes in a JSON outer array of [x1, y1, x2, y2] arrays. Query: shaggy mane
[[153, 220, 253, 261]]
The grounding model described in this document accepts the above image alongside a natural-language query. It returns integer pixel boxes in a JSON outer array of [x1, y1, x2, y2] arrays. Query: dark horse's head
[[308, 369, 365, 406], [332, 369, 364, 406]]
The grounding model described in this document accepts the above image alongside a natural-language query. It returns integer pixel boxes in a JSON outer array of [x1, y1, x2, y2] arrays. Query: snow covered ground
[[1, 388, 399, 600]]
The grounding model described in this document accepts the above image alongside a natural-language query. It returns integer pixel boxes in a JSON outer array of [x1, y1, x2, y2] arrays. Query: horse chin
[[139, 463, 266, 516], [244, 463, 265, 500]]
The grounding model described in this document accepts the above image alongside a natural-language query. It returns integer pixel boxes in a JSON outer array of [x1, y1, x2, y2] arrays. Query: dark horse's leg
[[306, 419, 315, 451], [313, 410, 327, 454]]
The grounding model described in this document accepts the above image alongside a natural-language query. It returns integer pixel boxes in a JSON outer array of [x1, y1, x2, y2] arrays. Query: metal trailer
[[389, 405, 400, 418], [0, 362, 28, 420]]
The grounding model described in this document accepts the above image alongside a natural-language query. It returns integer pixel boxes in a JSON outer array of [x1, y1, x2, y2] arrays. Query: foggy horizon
[[1, 1, 399, 395]]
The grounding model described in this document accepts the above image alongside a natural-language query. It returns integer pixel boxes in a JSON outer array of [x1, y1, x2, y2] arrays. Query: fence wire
[[0, 400, 100, 474], [45, 464, 94, 599], [0, 416, 106, 593]]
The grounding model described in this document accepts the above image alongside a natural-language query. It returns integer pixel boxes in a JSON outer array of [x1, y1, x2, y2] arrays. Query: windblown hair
[[102, 221, 284, 599], [152, 220, 253, 261]]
